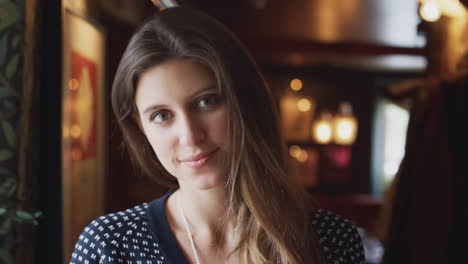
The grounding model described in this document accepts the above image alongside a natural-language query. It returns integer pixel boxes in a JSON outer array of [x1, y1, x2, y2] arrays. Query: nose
[[177, 113, 206, 146]]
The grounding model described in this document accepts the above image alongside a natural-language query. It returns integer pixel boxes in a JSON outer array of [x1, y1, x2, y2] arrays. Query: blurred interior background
[[0, 0, 467, 263]]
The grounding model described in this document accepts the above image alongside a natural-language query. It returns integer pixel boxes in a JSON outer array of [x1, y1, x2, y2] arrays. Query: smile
[[180, 148, 219, 169]]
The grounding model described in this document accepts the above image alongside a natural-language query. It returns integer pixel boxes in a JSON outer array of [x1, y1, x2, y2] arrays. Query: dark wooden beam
[[243, 38, 425, 56]]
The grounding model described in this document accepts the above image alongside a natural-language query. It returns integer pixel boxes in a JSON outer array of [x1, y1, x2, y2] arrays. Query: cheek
[[208, 109, 230, 145], [144, 129, 176, 171], [149, 137, 170, 160]]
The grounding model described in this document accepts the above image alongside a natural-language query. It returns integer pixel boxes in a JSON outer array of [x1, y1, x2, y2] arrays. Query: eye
[[150, 110, 172, 123], [197, 94, 220, 108]]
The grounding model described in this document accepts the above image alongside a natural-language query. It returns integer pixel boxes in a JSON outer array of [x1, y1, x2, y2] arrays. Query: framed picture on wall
[[280, 94, 316, 142], [61, 9, 106, 261]]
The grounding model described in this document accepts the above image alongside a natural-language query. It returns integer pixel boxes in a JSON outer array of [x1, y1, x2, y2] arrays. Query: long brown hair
[[111, 7, 323, 264]]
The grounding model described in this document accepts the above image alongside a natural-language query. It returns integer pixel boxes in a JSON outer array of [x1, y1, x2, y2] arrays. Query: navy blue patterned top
[[70, 192, 365, 264]]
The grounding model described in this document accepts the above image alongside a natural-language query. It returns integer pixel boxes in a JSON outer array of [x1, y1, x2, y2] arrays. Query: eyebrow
[[142, 85, 217, 115]]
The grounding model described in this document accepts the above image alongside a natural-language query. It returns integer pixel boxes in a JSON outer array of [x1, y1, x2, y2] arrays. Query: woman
[[70, 7, 364, 264]]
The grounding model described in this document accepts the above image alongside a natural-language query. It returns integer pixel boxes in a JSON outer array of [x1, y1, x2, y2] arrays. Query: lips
[[179, 148, 219, 169]]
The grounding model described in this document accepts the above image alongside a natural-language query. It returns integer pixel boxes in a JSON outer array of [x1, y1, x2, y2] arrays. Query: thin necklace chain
[[180, 206, 202, 264]]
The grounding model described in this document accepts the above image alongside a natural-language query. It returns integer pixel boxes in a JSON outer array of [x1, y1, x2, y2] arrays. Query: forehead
[[135, 58, 216, 109]]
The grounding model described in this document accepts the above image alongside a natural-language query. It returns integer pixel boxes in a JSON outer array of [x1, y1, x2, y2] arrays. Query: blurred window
[[373, 99, 410, 193]]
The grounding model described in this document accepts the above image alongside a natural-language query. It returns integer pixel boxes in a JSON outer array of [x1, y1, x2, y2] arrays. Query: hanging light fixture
[[312, 111, 333, 144], [333, 102, 358, 145]]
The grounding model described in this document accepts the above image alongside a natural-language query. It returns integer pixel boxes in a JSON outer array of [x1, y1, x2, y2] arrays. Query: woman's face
[[135, 58, 229, 191]]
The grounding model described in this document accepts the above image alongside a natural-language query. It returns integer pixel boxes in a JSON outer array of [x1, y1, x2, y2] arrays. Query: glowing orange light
[[63, 125, 70, 138], [290, 78, 303, 91], [333, 102, 358, 145], [69, 78, 80, 91], [70, 124, 81, 139], [289, 145, 302, 158], [297, 98, 311, 112], [296, 150, 309, 163], [312, 112, 333, 144], [333, 116, 358, 145]]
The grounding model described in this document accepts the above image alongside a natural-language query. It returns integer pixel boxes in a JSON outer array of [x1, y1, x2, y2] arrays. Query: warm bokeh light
[[297, 98, 311, 112], [289, 145, 302, 158], [333, 116, 358, 145], [63, 125, 70, 138], [70, 124, 81, 139], [289, 145, 309, 163], [69, 78, 80, 91], [290, 78, 303, 91], [419, 0, 467, 19], [296, 149, 309, 163], [420, 1, 442, 21], [312, 117, 333, 144]]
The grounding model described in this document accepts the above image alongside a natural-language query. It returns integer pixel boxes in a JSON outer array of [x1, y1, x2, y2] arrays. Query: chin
[[191, 172, 226, 191], [194, 179, 224, 191]]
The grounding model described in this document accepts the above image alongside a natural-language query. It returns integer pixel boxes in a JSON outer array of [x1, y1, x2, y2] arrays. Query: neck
[[168, 186, 237, 240], [166, 186, 242, 262]]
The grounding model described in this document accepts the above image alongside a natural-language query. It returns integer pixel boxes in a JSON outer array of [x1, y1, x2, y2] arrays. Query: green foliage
[[11, 34, 22, 49], [0, 177, 42, 264], [1, 1, 38, 264], [0, 249, 14, 264], [0, 0, 21, 32], [5, 54, 19, 80], [1, 121, 16, 147], [0, 149, 12, 161], [0, 33, 7, 63]]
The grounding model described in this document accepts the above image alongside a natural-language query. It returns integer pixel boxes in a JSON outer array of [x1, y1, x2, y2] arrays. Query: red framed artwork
[[61, 9, 106, 261]]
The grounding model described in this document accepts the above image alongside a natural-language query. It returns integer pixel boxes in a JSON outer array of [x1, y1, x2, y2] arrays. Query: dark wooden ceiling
[[100, 0, 428, 72]]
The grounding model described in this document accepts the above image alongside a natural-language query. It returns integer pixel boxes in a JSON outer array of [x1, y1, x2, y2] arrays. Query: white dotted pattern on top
[[70, 203, 365, 264]]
